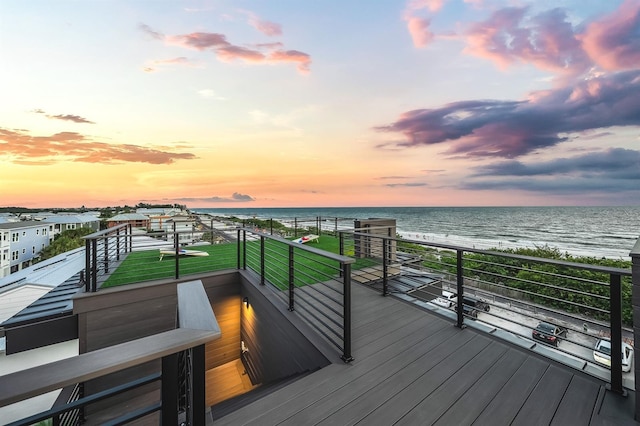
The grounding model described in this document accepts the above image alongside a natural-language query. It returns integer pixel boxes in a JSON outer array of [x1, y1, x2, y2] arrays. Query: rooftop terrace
[[0, 217, 638, 424]]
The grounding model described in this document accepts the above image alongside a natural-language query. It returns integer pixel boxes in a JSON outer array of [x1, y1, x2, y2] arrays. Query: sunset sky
[[1, 0, 639, 208]]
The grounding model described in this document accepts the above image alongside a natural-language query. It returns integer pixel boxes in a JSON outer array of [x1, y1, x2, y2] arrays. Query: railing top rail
[[344, 230, 632, 277], [0, 328, 218, 408], [83, 223, 129, 239], [242, 228, 355, 264]]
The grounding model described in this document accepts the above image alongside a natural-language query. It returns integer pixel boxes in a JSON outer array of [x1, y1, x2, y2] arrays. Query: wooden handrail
[[0, 328, 219, 407], [0, 279, 221, 409]]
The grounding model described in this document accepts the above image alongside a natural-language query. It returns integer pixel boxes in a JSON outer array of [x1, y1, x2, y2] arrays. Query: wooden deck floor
[[214, 283, 636, 425]]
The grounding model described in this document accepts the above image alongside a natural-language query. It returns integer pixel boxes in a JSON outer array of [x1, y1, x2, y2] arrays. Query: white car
[[431, 290, 457, 309], [593, 339, 634, 372]]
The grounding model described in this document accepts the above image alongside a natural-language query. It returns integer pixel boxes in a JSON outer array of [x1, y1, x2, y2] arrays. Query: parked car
[[459, 295, 490, 319], [532, 322, 567, 347], [431, 290, 457, 308], [593, 339, 634, 372]]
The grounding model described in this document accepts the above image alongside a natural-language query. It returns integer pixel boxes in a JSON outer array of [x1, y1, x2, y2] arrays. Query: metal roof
[[0, 248, 85, 353], [0, 221, 51, 230]]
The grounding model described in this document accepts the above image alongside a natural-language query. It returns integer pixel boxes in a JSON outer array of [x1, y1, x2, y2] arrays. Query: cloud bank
[[387, 1, 640, 199], [175, 192, 255, 203], [377, 70, 640, 158], [0, 128, 197, 165]]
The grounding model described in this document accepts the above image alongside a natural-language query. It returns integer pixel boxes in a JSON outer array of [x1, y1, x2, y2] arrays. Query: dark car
[[532, 322, 567, 347], [458, 295, 490, 319]]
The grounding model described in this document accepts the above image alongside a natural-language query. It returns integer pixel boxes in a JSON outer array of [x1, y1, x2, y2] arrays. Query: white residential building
[[0, 221, 52, 278], [166, 217, 202, 245], [40, 214, 100, 238]]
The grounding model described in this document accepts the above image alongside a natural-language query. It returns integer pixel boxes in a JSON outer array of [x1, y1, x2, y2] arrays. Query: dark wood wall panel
[[72, 271, 242, 418], [239, 277, 330, 385]]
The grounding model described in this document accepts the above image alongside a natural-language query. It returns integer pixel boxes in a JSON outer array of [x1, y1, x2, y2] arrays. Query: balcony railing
[[339, 227, 636, 396], [237, 228, 356, 362], [0, 280, 220, 425]]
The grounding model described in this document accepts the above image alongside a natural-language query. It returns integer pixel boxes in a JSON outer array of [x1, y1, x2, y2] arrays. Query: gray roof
[[41, 215, 99, 224], [0, 221, 51, 230], [108, 213, 149, 221], [0, 248, 85, 329]]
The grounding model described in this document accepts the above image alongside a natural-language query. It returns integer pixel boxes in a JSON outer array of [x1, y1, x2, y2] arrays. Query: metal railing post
[[609, 273, 624, 395], [456, 249, 464, 328], [161, 353, 179, 426], [128, 224, 132, 252], [242, 230, 247, 269], [260, 236, 265, 285], [236, 229, 241, 269], [382, 236, 388, 296], [341, 262, 353, 362], [104, 236, 109, 274], [270, 218, 273, 235], [339, 232, 345, 278], [91, 239, 97, 292], [85, 239, 91, 292], [631, 239, 640, 421], [173, 223, 179, 280], [190, 345, 206, 426], [116, 227, 120, 261], [288, 245, 295, 311]]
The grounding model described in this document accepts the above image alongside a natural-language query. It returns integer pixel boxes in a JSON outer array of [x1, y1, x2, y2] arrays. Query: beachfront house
[[0, 218, 639, 424], [0, 221, 52, 278]]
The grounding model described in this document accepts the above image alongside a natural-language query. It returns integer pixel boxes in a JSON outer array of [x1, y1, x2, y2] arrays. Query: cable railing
[[210, 215, 356, 239], [83, 223, 241, 290], [238, 228, 355, 362], [339, 228, 635, 395]]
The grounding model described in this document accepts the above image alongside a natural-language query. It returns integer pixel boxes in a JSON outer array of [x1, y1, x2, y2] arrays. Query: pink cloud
[[166, 32, 229, 50], [407, 0, 445, 13], [580, 0, 640, 71], [463, 7, 590, 75], [0, 128, 197, 165], [407, 17, 434, 48], [216, 45, 266, 63], [403, 0, 442, 48], [268, 50, 312, 74], [251, 18, 282, 37], [141, 24, 311, 74]]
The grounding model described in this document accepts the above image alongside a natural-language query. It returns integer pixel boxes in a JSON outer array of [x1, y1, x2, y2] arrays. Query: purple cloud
[[580, 0, 640, 71], [464, 7, 591, 75], [473, 148, 640, 179], [47, 114, 95, 124], [462, 148, 640, 197], [175, 192, 255, 203], [376, 70, 640, 158]]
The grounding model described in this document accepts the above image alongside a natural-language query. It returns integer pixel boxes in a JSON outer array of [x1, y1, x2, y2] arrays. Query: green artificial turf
[[101, 235, 376, 288]]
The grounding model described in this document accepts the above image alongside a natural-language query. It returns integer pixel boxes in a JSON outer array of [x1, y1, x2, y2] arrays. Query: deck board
[[433, 348, 528, 425], [215, 282, 614, 426]]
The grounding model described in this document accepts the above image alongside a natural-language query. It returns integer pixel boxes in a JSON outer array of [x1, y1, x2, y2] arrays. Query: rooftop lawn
[[101, 235, 376, 289]]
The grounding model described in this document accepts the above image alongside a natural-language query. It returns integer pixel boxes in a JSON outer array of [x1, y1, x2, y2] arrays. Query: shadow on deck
[[214, 282, 637, 425]]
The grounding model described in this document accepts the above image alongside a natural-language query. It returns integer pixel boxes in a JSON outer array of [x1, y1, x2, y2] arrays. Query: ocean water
[[193, 206, 640, 260]]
